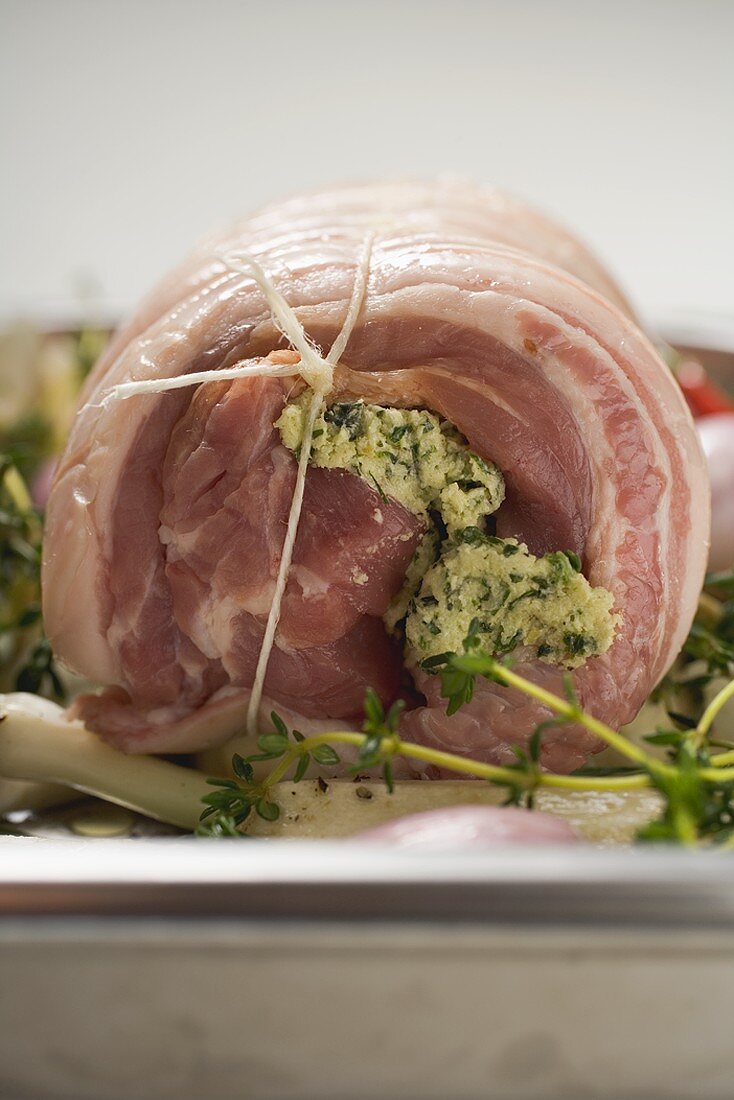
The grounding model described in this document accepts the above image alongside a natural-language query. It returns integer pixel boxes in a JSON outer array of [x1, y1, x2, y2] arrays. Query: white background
[[2, 0, 733, 331]]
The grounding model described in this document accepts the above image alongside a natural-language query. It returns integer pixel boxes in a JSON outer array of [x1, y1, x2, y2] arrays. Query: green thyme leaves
[[405, 534, 618, 671], [0, 455, 64, 700]]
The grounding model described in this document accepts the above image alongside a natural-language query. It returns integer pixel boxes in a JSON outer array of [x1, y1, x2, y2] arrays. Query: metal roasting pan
[[1, 316, 734, 1100], [3, 843, 734, 1100]]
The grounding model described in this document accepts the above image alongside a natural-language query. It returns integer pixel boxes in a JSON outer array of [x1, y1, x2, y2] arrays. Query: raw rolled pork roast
[[42, 179, 710, 773]]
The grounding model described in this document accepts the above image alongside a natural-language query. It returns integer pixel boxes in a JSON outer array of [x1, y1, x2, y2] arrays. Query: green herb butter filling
[[405, 532, 620, 670], [275, 396, 505, 528], [276, 394, 620, 671]]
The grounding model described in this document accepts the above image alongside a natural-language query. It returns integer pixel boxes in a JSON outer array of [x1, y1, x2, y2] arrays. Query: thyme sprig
[[652, 570, 734, 727], [0, 455, 64, 699], [426, 620, 734, 845], [198, 619, 734, 845], [425, 617, 654, 769], [197, 699, 406, 835]]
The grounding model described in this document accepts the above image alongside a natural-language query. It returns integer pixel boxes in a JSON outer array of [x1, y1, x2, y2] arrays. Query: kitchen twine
[[103, 231, 376, 734]]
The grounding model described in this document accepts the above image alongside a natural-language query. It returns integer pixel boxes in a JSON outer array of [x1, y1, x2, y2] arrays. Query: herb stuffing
[[276, 395, 505, 527], [277, 391, 620, 669], [406, 534, 619, 670]]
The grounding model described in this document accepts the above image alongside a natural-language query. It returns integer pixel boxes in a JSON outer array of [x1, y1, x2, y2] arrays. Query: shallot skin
[[697, 413, 734, 573], [354, 805, 579, 848]]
